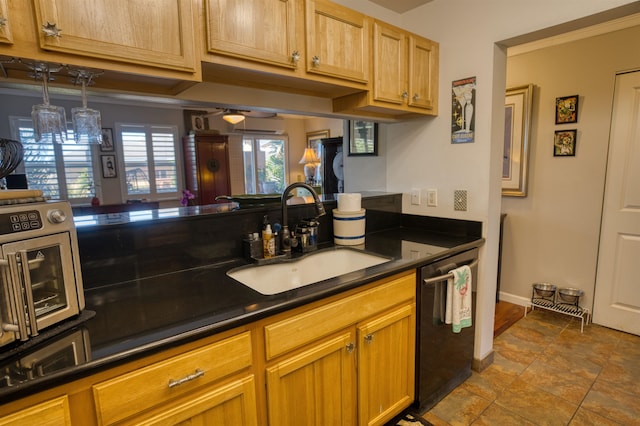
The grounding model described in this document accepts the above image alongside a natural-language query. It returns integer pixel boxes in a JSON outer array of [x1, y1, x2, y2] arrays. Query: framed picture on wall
[[502, 84, 533, 197], [555, 95, 579, 124], [348, 120, 378, 156], [101, 155, 117, 178], [100, 128, 114, 152], [554, 129, 577, 156]]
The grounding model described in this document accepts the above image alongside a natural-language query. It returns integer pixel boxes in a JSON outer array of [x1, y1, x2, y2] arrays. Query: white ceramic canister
[[337, 193, 362, 212], [333, 208, 366, 245]]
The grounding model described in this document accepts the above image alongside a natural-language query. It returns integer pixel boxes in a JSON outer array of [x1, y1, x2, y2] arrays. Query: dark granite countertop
[[0, 223, 484, 404]]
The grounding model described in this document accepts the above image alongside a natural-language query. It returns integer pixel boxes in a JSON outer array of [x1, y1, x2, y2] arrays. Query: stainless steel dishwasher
[[415, 247, 479, 414]]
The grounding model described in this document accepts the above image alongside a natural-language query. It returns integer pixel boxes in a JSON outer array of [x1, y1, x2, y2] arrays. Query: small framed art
[[101, 155, 117, 178], [100, 128, 114, 152], [554, 129, 577, 157], [555, 95, 579, 124]]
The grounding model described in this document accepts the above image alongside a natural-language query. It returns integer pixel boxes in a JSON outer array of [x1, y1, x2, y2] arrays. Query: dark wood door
[[183, 134, 231, 205]]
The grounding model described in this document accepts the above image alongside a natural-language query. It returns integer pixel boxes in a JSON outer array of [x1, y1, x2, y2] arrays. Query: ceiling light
[[222, 113, 245, 124]]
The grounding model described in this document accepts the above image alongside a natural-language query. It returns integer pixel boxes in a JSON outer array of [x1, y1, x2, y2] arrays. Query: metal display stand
[[525, 291, 590, 333]]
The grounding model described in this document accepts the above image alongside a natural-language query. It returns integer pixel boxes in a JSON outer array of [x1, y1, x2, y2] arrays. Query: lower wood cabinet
[[263, 271, 416, 426], [92, 331, 254, 425], [266, 331, 357, 425], [358, 304, 415, 426], [0, 271, 416, 426], [0, 395, 71, 426], [133, 375, 258, 426]]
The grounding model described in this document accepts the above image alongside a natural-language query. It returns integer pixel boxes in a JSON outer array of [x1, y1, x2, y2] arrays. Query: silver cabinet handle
[[19, 250, 38, 336], [291, 50, 300, 63], [41, 22, 62, 38], [401, 91, 408, 99], [0, 17, 7, 27], [345, 342, 355, 353], [413, 93, 420, 101], [364, 334, 373, 344], [312, 56, 320, 67], [168, 369, 205, 388]]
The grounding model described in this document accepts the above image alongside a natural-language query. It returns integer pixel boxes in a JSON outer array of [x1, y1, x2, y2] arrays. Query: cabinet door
[[305, 0, 369, 83], [358, 304, 416, 426], [266, 331, 357, 426], [407, 35, 438, 111], [373, 21, 406, 105], [0, 0, 13, 45], [0, 396, 71, 426], [205, 0, 299, 69], [32, 0, 196, 72], [134, 376, 259, 426]]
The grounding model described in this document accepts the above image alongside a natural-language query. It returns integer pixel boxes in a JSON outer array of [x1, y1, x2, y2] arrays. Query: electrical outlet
[[411, 188, 421, 205], [427, 189, 437, 207], [454, 190, 468, 211]]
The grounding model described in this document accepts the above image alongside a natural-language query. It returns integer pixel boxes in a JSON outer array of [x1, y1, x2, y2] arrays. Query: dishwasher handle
[[422, 258, 479, 285]]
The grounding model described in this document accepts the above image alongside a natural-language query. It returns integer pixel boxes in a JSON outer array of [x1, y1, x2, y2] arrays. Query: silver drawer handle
[[168, 369, 205, 388]]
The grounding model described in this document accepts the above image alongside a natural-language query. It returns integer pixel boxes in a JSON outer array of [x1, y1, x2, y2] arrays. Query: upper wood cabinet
[[334, 20, 439, 118], [32, 0, 197, 73], [205, 0, 300, 70], [0, 0, 13, 45], [305, 0, 370, 84]]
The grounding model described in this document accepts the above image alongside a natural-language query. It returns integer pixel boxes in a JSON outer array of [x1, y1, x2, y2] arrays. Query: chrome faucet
[[281, 183, 326, 254]]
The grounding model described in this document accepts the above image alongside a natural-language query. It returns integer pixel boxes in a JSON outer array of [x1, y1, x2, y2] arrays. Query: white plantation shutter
[[119, 124, 180, 199], [10, 117, 95, 201]]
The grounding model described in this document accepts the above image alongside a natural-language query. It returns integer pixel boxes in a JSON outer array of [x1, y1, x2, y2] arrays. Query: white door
[[593, 71, 640, 335]]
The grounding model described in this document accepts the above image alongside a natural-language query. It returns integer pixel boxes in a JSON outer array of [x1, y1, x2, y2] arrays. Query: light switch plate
[[411, 188, 421, 205], [454, 190, 468, 211], [427, 189, 437, 207]]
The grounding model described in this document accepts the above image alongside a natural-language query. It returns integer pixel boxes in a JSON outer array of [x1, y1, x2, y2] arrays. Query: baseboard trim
[[498, 291, 530, 307], [472, 350, 494, 373]]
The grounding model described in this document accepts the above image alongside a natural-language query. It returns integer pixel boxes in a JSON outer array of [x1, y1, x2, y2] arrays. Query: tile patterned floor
[[421, 309, 640, 425]]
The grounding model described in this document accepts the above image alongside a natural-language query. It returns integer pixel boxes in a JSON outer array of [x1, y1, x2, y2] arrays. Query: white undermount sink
[[227, 248, 391, 295]]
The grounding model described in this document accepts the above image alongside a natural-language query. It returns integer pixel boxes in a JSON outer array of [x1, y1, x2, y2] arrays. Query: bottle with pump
[[263, 223, 275, 258]]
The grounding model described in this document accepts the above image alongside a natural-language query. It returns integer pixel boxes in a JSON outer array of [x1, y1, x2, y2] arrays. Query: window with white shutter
[[118, 124, 180, 200], [9, 116, 96, 203]]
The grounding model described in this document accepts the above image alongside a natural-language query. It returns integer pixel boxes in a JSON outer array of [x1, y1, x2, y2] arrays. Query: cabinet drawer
[[0, 396, 71, 426], [264, 272, 415, 360], [93, 331, 252, 425]]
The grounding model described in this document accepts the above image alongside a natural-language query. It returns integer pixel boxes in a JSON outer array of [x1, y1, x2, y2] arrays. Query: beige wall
[[501, 25, 640, 310], [336, 0, 640, 360]]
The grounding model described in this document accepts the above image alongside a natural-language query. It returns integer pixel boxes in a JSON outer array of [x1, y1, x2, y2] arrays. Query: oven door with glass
[[0, 233, 82, 348]]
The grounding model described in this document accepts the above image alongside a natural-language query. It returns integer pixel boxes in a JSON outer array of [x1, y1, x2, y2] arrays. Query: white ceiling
[[369, 0, 433, 13]]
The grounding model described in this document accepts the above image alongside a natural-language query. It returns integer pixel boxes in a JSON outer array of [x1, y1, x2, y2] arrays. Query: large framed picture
[[348, 120, 378, 156], [502, 84, 533, 197]]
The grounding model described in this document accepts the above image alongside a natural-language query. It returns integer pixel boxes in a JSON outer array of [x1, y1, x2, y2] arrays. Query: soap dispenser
[[263, 223, 275, 258]]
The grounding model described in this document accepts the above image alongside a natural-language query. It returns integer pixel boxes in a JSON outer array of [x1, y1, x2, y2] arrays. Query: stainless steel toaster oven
[[0, 201, 84, 349]]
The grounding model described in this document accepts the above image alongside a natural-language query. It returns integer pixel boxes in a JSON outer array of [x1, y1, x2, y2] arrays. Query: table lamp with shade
[[299, 148, 320, 184]]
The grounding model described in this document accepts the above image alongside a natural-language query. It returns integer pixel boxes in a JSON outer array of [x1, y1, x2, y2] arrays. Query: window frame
[[242, 134, 289, 194], [8, 116, 100, 205], [115, 123, 183, 203]]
